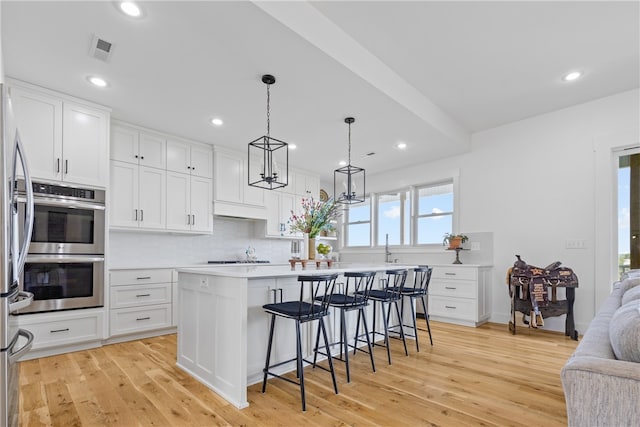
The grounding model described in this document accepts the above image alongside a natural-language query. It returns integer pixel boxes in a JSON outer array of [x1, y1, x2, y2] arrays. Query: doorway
[[618, 149, 640, 276]]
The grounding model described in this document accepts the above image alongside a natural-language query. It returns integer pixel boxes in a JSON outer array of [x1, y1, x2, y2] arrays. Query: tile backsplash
[[109, 217, 293, 269]]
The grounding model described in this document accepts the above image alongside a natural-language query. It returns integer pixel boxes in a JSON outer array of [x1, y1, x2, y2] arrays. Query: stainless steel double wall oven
[[16, 180, 105, 314]]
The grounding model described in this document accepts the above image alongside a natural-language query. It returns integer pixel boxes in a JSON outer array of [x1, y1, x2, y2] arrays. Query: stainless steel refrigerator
[[0, 83, 35, 427]]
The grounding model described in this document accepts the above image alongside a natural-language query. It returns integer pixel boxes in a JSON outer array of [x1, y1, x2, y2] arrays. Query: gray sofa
[[561, 273, 640, 427]]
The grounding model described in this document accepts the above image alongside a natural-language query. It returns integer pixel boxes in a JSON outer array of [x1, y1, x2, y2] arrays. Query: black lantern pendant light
[[334, 117, 365, 204], [248, 74, 288, 190]]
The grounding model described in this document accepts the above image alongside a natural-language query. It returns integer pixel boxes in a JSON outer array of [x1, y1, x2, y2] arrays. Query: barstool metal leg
[[380, 301, 392, 364], [320, 318, 339, 394], [359, 307, 376, 373], [296, 320, 306, 411], [409, 296, 420, 352], [420, 296, 433, 345], [393, 300, 409, 356], [341, 309, 351, 383], [262, 314, 276, 393]]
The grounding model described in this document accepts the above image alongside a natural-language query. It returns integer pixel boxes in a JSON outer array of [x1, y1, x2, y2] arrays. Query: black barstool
[[361, 269, 409, 365], [314, 271, 377, 383], [261, 273, 339, 412], [399, 266, 434, 350]]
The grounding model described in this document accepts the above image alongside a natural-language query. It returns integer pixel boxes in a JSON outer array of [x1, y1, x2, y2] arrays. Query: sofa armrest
[[561, 356, 640, 427]]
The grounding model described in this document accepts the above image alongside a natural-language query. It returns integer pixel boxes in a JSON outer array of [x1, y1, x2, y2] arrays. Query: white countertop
[[177, 263, 431, 279]]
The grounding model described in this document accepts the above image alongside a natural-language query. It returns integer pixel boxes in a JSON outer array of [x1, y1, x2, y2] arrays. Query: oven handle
[[8, 329, 34, 364], [26, 255, 105, 263], [16, 196, 105, 211]]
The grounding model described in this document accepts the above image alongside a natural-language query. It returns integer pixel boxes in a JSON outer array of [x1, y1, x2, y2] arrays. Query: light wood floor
[[19, 321, 578, 426]]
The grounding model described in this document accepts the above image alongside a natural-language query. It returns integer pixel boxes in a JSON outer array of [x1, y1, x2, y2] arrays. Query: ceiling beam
[[253, 0, 470, 149]]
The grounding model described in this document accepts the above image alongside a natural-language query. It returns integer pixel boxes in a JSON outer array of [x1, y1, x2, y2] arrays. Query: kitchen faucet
[[385, 233, 392, 263]]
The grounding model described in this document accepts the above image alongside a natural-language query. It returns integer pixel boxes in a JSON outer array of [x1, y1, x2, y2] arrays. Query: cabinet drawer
[[20, 311, 103, 349], [428, 296, 475, 321], [110, 304, 172, 336], [110, 269, 172, 286], [430, 279, 476, 298], [432, 266, 477, 281], [110, 283, 172, 309]]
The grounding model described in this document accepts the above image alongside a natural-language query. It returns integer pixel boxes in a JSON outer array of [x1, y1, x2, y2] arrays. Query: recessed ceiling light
[[562, 71, 582, 82], [396, 142, 407, 149], [120, 1, 141, 17], [338, 160, 347, 166], [210, 118, 223, 126], [88, 76, 108, 88], [289, 144, 297, 150]]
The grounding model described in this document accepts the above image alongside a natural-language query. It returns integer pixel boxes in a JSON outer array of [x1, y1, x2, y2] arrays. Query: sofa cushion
[[610, 300, 640, 363], [621, 277, 640, 293], [622, 285, 640, 306]]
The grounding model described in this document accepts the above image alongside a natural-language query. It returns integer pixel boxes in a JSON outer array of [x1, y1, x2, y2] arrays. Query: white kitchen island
[[175, 263, 415, 409]]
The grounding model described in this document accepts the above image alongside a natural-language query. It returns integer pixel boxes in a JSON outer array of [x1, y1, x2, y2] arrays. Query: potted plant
[[443, 233, 468, 249]]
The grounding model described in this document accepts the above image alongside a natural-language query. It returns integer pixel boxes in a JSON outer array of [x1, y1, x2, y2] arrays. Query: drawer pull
[[136, 317, 151, 321], [445, 286, 457, 290], [50, 328, 70, 333], [136, 276, 152, 280], [136, 294, 151, 297], [445, 305, 457, 309], [445, 272, 457, 276]]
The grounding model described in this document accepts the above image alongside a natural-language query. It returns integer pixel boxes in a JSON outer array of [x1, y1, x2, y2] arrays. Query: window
[[345, 198, 371, 246], [378, 191, 410, 245], [618, 149, 640, 276], [342, 178, 457, 248], [416, 182, 454, 245]]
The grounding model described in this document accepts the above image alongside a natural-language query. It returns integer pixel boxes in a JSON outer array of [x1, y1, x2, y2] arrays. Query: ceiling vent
[[89, 35, 113, 62]]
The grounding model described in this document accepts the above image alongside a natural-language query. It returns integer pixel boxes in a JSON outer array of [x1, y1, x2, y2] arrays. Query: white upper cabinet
[[111, 123, 166, 169], [293, 171, 320, 200], [212, 147, 266, 219], [9, 83, 109, 187], [167, 139, 212, 178]]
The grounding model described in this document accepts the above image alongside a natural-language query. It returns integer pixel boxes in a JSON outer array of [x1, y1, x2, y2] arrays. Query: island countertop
[[175, 262, 488, 279]]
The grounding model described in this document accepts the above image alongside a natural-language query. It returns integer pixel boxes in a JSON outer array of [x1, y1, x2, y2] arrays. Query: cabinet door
[[190, 176, 213, 233], [190, 144, 213, 178], [246, 279, 275, 380], [305, 175, 320, 200], [166, 139, 190, 174], [62, 102, 108, 186], [139, 132, 166, 169], [244, 156, 265, 206], [110, 161, 139, 228], [264, 192, 281, 237], [280, 192, 296, 237], [166, 172, 191, 231], [214, 150, 242, 203], [9, 86, 62, 181], [138, 166, 166, 229], [111, 124, 139, 164]]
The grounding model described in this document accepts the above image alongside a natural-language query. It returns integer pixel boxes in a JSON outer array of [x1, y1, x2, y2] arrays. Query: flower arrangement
[[289, 197, 340, 238]]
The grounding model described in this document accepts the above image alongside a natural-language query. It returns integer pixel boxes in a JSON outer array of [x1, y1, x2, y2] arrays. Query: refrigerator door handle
[[11, 130, 34, 281], [9, 291, 33, 313], [8, 329, 34, 364]]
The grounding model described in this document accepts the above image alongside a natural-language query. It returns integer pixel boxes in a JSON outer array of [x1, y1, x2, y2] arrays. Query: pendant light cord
[[347, 120, 351, 165], [266, 83, 271, 138]]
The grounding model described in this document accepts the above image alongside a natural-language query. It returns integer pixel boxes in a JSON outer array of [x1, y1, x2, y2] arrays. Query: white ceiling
[[2, 1, 638, 183]]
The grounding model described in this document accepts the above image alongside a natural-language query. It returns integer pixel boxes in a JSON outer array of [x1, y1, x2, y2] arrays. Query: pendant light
[[248, 74, 289, 190], [334, 117, 365, 204]]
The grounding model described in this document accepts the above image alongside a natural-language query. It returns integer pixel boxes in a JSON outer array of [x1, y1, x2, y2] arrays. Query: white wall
[[343, 89, 640, 333]]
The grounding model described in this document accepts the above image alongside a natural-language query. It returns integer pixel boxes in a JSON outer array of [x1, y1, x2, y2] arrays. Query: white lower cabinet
[[427, 265, 491, 327], [16, 309, 104, 360], [109, 269, 175, 338]]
